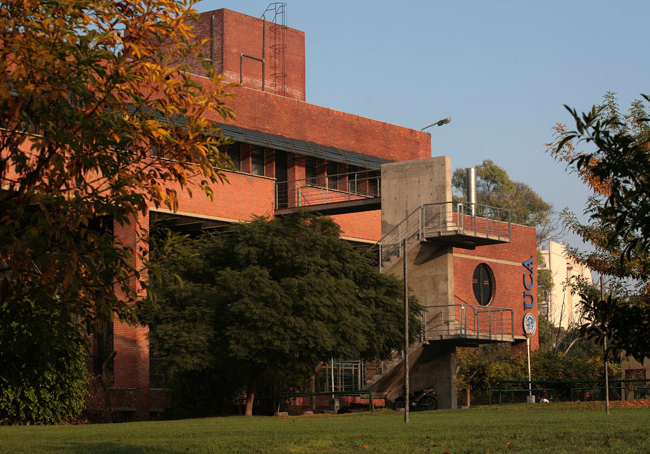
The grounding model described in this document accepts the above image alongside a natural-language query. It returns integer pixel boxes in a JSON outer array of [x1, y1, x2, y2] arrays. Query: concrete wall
[[370, 344, 457, 409], [378, 157, 457, 408], [380, 156, 451, 233]]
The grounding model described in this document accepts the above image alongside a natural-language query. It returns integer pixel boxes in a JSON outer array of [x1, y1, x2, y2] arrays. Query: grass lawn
[[1, 402, 649, 453]]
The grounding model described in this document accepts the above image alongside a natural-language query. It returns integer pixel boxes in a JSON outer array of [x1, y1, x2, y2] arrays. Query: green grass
[[1, 403, 649, 453]]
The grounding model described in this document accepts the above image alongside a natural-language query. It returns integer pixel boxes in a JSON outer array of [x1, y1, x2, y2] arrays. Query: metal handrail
[[275, 170, 380, 209], [377, 202, 511, 271], [423, 303, 515, 341]]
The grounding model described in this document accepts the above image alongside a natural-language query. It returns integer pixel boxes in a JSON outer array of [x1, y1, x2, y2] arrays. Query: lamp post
[[523, 313, 537, 404], [421, 117, 451, 158], [601, 276, 610, 415], [421, 117, 451, 131], [403, 238, 410, 424]]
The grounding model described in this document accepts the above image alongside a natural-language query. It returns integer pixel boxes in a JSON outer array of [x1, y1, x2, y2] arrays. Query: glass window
[[472, 263, 494, 306], [327, 161, 339, 189], [251, 147, 265, 176], [226, 144, 241, 171], [306, 157, 319, 184]]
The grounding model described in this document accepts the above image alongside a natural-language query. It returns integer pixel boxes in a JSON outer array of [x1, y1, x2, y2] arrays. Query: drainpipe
[[466, 167, 476, 216]]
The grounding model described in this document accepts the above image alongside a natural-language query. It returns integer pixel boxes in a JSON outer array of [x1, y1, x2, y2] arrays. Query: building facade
[[96, 8, 539, 418], [538, 241, 594, 329]]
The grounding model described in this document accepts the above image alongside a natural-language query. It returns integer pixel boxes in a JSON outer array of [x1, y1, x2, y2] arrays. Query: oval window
[[472, 263, 494, 306]]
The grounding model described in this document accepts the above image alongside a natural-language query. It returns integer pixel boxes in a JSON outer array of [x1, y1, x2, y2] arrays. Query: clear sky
[[196, 0, 649, 247]]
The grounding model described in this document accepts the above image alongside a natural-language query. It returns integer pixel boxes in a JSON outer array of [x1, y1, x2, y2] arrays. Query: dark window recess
[[92, 321, 114, 378], [226, 143, 241, 171], [367, 170, 380, 196], [472, 263, 494, 306], [275, 150, 289, 209], [346, 165, 357, 193], [306, 156, 319, 182], [251, 147, 265, 176], [327, 161, 339, 189]]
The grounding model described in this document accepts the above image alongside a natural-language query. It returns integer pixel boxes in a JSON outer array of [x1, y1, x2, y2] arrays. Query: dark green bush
[[0, 297, 88, 424]]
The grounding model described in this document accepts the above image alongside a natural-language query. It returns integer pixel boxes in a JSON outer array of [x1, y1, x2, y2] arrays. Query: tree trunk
[[245, 382, 257, 417]]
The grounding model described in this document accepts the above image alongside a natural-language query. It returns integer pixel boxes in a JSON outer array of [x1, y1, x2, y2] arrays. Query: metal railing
[[489, 379, 650, 404], [423, 303, 515, 342], [275, 170, 380, 210], [378, 202, 511, 271]]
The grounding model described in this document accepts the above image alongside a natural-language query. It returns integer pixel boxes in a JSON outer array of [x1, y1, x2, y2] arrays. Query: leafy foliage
[[452, 159, 555, 242], [457, 341, 620, 404], [0, 0, 234, 329], [143, 212, 421, 416], [0, 296, 87, 424], [548, 91, 650, 361], [0, 0, 234, 423]]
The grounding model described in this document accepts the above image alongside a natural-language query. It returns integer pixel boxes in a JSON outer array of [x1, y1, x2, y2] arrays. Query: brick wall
[[169, 169, 277, 221], [185, 9, 306, 101], [112, 213, 151, 419], [220, 86, 431, 162], [453, 223, 539, 350]]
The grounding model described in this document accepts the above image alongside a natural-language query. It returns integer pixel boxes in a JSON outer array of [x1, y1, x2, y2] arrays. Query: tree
[[0, 0, 234, 423], [143, 212, 421, 416], [452, 160, 556, 243], [456, 341, 620, 404], [548, 91, 650, 362]]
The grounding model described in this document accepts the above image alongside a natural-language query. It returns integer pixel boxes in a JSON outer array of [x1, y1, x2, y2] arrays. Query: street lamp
[[421, 117, 451, 131], [523, 313, 537, 404]]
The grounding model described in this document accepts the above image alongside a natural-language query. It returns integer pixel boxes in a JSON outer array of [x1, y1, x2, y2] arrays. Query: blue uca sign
[[522, 256, 534, 309], [522, 256, 537, 335]]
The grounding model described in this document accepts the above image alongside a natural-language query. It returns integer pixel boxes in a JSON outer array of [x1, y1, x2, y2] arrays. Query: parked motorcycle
[[393, 386, 438, 411]]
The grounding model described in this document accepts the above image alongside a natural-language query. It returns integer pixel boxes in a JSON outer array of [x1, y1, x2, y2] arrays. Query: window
[[367, 170, 380, 197], [226, 143, 241, 171], [251, 147, 265, 176], [306, 156, 319, 183], [472, 263, 494, 306], [327, 162, 339, 189]]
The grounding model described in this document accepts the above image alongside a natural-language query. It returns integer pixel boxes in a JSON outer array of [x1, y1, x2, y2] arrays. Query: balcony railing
[[275, 170, 380, 210], [423, 303, 515, 342], [378, 201, 511, 270]]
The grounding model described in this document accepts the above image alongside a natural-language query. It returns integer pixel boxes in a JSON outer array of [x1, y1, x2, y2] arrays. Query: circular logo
[[523, 313, 537, 335]]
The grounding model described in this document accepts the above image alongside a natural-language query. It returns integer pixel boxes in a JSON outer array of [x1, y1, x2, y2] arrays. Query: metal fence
[[489, 379, 650, 404]]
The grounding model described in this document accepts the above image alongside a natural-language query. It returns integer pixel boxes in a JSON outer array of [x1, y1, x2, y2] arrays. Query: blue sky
[[197, 0, 649, 247]]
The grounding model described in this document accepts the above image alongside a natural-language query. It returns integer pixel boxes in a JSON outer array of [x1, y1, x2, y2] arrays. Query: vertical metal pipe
[[466, 167, 476, 216], [602, 277, 610, 415], [489, 310, 492, 338], [403, 238, 410, 424], [527, 337, 532, 396], [262, 18, 266, 92]]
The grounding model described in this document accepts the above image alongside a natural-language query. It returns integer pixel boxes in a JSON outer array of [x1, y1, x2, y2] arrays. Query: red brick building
[[102, 8, 538, 417]]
